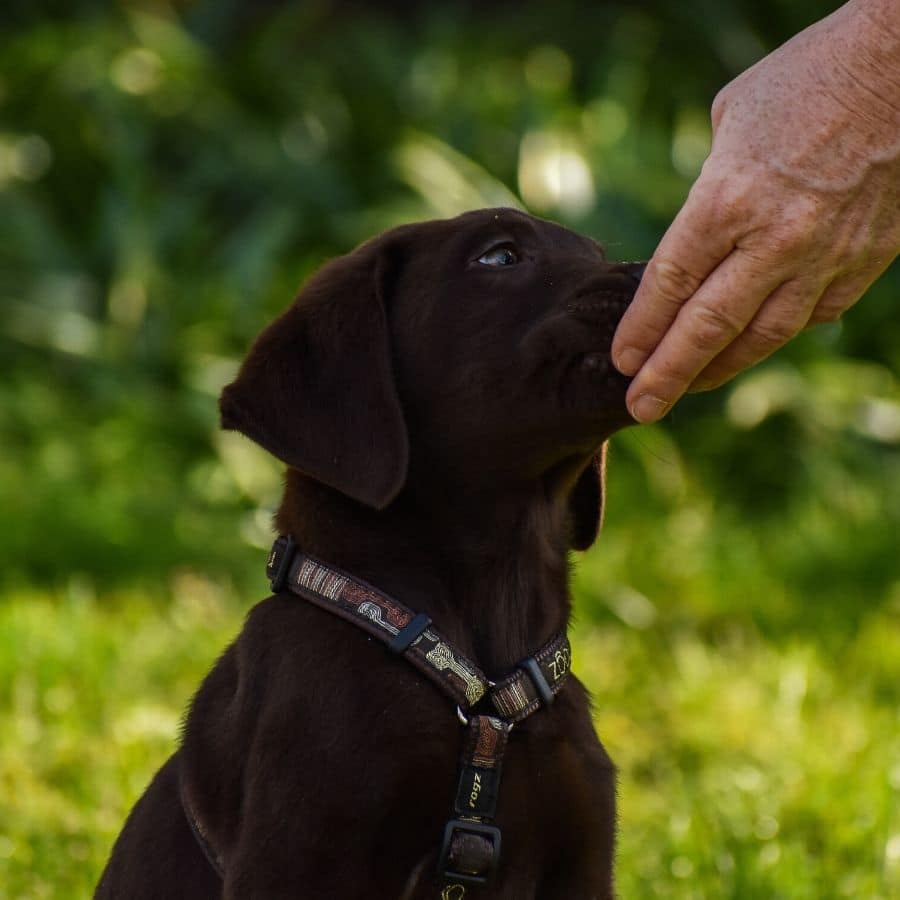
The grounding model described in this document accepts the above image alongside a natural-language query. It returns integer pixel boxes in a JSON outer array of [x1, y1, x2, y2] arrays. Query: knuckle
[[833, 239, 863, 272], [710, 90, 726, 126], [687, 302, 745, 350], [774, 197, 828, 249], [808, 282, 862, 326], [651, 258, 703, 306], [710, 84, 735, 127], [766, 227, 809, 260], [642, 354, 695, 393], [746, 314, 802, 346], [831, 229, 875, 273], [701, 172, 753, 229], [736, 244, 774, 271]]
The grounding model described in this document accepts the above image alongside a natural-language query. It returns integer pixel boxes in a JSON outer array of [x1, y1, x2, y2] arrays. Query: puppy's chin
[[556, 295, 634, 430], [559, 352, 633, 431]]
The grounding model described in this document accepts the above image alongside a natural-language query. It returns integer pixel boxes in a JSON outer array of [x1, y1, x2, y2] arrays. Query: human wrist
[[843, 0, 900, 99], [816, 0, 900, 167], [852, 0, 900, 42]]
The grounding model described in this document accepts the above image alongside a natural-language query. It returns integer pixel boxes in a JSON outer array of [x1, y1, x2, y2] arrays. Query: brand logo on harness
[[548, 647, 570, 681], [468, 772, 482, 808]]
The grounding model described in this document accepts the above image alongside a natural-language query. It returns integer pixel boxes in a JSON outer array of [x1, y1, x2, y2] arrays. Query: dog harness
[[181, 534, 573, 896]]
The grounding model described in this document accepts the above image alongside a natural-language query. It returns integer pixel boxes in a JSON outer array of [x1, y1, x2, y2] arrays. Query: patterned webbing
[[491, 631, 571, 721], [453, 715, 510, 819], [262, 534, 574, 891], [439, 714, 511, 887], [266, 536, 572, 720]]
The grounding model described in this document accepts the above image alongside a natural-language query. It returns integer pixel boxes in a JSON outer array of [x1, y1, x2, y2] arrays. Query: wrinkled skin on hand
[[612, 0, 900, 423]]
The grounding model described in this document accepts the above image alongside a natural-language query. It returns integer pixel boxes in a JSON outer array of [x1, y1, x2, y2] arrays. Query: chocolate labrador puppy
[[95, 208, 643, 899]]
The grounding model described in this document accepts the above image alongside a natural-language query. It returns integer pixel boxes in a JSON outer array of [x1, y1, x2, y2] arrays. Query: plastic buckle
[[519, 655, 554, 707], [268, 535, 297, 593], [437, 819, 501, 886], [388, 613, 432, 654]]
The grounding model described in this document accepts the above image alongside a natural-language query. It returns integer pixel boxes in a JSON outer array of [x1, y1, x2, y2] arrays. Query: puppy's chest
[[367, 691, 609, 828], [371, 709, 613, 895], [304, 629, 608, 836], [492, 717, 609, 827]]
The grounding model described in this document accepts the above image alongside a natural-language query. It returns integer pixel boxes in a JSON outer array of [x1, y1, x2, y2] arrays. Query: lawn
[[3, 518, 898, 898]]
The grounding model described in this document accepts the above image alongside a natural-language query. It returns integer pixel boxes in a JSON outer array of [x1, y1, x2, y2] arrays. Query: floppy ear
[[219, 244, 409, 510], [568, 444, 607, 551]]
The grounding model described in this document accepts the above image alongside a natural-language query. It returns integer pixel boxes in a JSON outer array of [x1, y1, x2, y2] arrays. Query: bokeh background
[[2, 1, 899, 897]]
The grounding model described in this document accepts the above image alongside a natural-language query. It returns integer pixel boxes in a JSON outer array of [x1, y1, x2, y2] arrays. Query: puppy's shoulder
[[186, 592, 322, 724], [233, 590, 407, 701], [237, 590, 320, 657], [237, 589, 374, 664]]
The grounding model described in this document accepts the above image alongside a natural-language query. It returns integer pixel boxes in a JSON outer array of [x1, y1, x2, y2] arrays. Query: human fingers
[[689, 275, 827, 392], [612, 178, 736, 378], [805, 264, 889, 327], [623, 244, 787, 422]]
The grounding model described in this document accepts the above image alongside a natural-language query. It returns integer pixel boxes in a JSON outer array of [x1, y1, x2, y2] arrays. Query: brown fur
[[95, 208, 643, 899]]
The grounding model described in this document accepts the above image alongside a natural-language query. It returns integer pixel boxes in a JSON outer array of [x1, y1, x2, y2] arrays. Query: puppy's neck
[[276, 471, 573, 678]]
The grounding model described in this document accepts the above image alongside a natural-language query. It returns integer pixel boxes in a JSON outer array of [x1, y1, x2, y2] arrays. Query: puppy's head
[[221, 208, 642, 550]]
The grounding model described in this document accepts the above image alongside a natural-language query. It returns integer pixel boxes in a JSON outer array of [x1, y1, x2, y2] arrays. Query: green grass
[[2, 567, 898, 899], [0, 577, 237, 900]]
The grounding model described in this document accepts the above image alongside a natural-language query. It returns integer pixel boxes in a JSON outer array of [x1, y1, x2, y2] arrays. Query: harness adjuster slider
[[438, 819, 502, 886], [519, 655, 554, 708], [268, 535, 297, 593], [388, 612, 432, 654]]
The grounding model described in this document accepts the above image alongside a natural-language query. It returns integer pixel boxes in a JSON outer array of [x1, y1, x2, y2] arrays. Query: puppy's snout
[[622, 262, 647, 285], [606, 261, 647, 287], [567, 262, 646, 324]]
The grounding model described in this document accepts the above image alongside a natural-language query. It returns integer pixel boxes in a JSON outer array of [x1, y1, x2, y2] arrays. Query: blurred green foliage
[[1, 1, 898, 897]]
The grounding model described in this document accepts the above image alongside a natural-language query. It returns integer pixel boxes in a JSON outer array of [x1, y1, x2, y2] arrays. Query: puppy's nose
[[603, 262, 647, 290], [620, 262, 647, 285]]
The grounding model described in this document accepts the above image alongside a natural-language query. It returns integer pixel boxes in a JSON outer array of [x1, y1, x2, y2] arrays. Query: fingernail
[[613, 347, 647, 376], [630, 394, 669, 423]]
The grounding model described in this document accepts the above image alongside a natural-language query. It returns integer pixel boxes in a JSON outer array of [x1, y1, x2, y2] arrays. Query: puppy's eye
[[477, 245, 519, 267]]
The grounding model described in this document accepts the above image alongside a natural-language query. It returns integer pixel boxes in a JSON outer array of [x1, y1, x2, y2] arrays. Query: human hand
[[612, 0, 900, 424]]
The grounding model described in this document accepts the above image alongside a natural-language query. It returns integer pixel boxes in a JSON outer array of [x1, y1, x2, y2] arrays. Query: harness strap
[[266, 535, 571, 720], [438, 714, 510, 887], [181, 536, 573, 893], [267, 535, 488, 707], [493, 632, 571, 722]]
